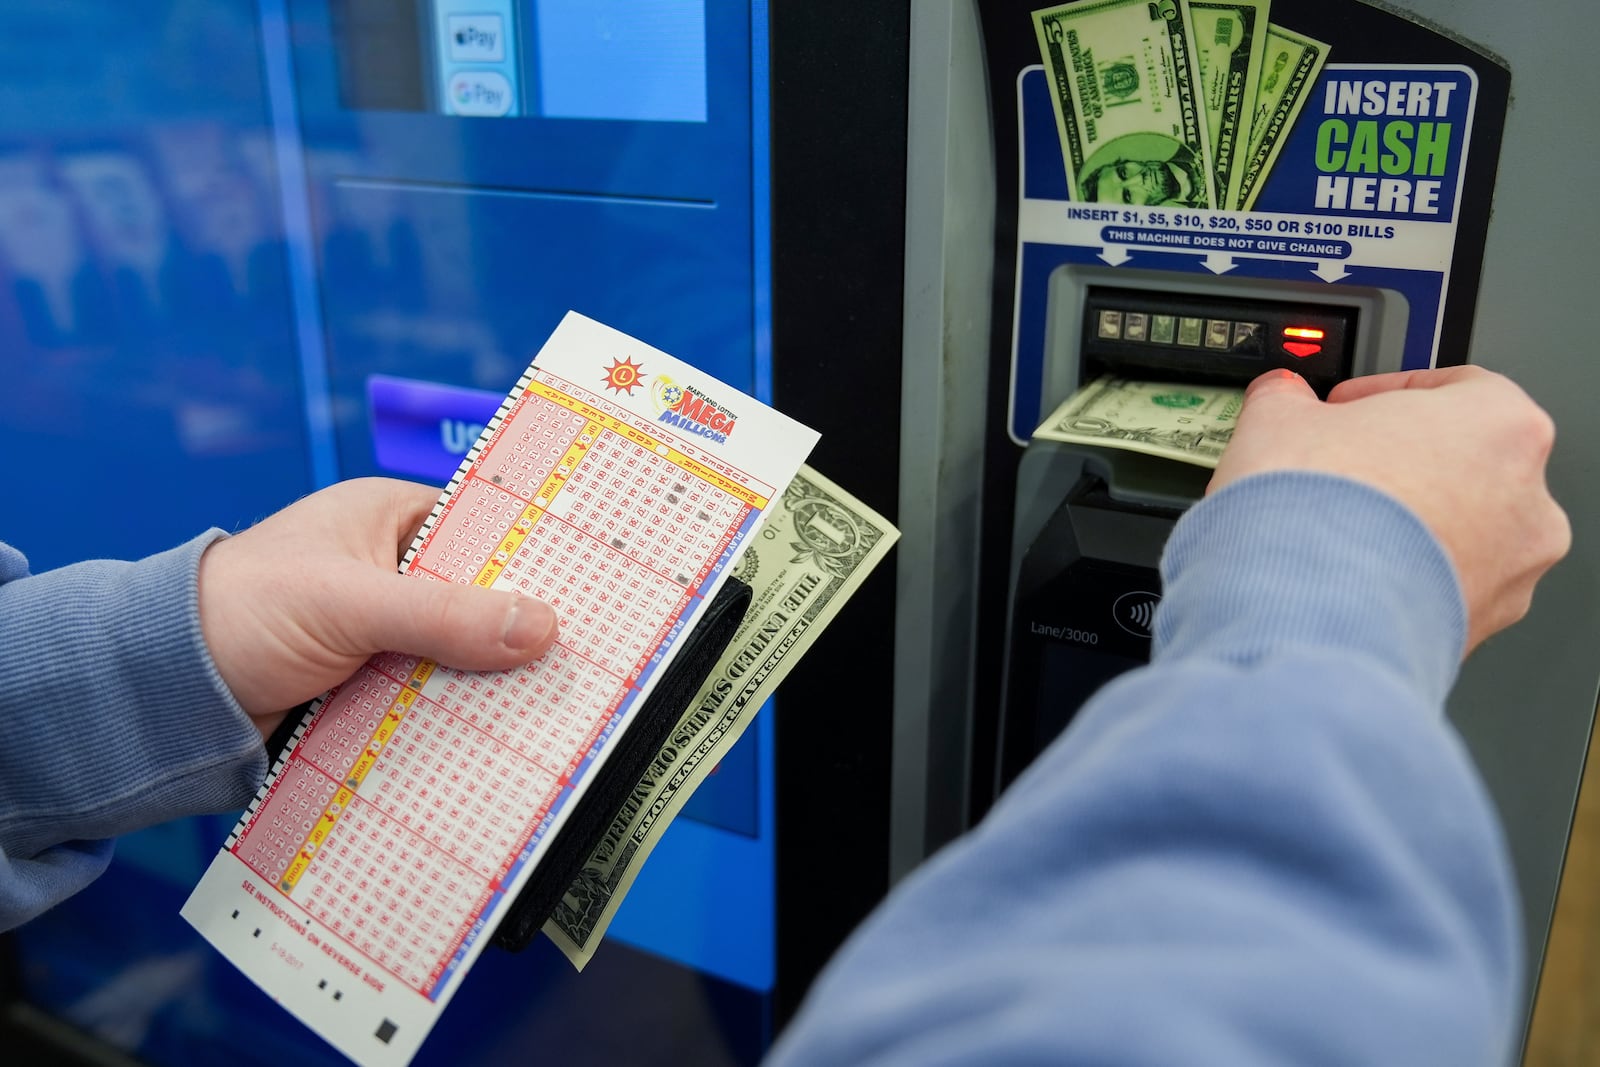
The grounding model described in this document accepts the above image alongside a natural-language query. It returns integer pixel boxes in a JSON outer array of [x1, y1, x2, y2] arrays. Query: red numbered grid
[[505, 514, 685, 676], [224, 385, 766, 996], [296, 801, 483, 991], [360, 705, 561, 875], [233, 761, 340, 889], [550, 432, 748, 587], [292, 673, 405, 782], [414, 478, 525, 583], [423, 646, 615, 778], [474, 401, 587, 499]]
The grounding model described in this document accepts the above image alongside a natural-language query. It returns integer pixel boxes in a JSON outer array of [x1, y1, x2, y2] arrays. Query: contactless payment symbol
[[1114, 591, 1161, 637], [602, 356, 646, 395]]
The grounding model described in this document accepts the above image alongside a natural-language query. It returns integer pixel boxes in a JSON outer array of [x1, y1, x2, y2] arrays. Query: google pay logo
[[449, 72, 514, 117]]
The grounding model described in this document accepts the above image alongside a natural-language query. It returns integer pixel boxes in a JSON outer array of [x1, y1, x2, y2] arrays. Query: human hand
[[1210, 367, 1570, 654], [198, 478, 559, 739]]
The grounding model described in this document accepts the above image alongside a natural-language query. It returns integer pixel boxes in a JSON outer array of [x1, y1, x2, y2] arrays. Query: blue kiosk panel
[[2, 2, 778, 1063]]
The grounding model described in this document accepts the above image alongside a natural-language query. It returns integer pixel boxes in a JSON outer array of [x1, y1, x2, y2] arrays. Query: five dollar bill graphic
[[545, 465, 898, 967], [1033, 0, 1218, 209], [1033, 0, 1331, 210]]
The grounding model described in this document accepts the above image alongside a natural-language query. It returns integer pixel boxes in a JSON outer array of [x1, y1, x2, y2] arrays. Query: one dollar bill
[[1188, 0, 1271, 211], [1235, 22, 1330, 210], [1034, 374, 1243, 467], [544, 465, 899, 967], [1033, 0, 1218, 209]]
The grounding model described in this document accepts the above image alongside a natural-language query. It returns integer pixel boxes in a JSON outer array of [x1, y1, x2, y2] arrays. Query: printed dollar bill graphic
[[1188, 0, 1270, 211], [1032, 0, 1218, 209], [1034, 375, 1243, 467], [544, 465, 898, 968], [1235, 23, 1330, 210], [1030, 2, 1333, 212]]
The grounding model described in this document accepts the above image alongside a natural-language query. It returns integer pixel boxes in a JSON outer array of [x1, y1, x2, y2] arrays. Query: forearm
[[0, 534, 266, 928], [768, 473, 1521, 1067]]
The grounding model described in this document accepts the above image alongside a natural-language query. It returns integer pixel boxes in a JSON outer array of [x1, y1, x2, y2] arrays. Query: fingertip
[[502, 596, 559, 658], [1244, 368, 1313, 403]]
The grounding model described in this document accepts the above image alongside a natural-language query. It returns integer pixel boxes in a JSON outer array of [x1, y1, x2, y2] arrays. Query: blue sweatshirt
[[0, 473, 1522, 1065], [0, 531, 265, 931], [767, 472, 1521, 1066]]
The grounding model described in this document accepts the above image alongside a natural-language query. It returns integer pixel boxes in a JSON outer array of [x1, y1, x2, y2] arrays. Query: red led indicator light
[[1283, 341, 1322, 358], [1283, 326, 1326, 340]]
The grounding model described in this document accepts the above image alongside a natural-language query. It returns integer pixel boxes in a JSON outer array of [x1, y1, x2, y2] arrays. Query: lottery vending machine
[[986, 2, 1504, 783], [887, 0, 1600, 1054]]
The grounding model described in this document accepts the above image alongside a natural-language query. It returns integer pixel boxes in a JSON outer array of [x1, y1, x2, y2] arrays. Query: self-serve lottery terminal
[[978, 0, 1510, 791]]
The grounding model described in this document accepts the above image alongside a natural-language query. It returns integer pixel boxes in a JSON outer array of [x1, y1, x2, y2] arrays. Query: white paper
[[182, 312, 818, 1066]]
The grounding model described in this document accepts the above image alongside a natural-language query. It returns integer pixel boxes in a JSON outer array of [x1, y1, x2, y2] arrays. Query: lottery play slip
[[183, 311, 818, 1067]]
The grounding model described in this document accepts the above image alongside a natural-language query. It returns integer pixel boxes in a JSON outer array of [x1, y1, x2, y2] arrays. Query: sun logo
[[602, 356, 645, 395]]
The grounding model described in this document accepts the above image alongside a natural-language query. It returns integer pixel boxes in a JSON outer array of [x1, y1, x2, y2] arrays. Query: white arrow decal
[[1312, 260, 1352, 283], [1097, 245, 1132, 267], [1201, 253, 1236, 275]]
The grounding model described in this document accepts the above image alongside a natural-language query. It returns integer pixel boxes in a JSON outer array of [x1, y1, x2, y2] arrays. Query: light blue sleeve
[[0, 534, 266, 931], [766, 471, 1522, 1067]]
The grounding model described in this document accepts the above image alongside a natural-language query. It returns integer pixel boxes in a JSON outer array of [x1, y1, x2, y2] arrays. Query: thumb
[[344, 569, 560, 670], [1242, 367, 1317, 408], [1205, 369, 1318, 496]]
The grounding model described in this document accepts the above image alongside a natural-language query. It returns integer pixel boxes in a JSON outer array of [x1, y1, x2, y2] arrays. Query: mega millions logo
[[651, 374, 738, 444]]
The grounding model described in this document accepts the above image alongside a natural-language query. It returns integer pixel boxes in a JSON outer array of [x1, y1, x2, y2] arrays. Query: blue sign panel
[[1008, 60, 1478, 442]]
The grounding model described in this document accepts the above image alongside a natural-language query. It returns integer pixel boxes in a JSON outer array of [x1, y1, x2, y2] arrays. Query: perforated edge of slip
[[223, 699, 318, 849], [400, 363, 539, 574], [222, 363, 542, 853]]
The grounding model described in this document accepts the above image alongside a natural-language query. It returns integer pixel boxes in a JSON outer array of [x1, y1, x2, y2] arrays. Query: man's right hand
[[1210, 366, 1570, 654]]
